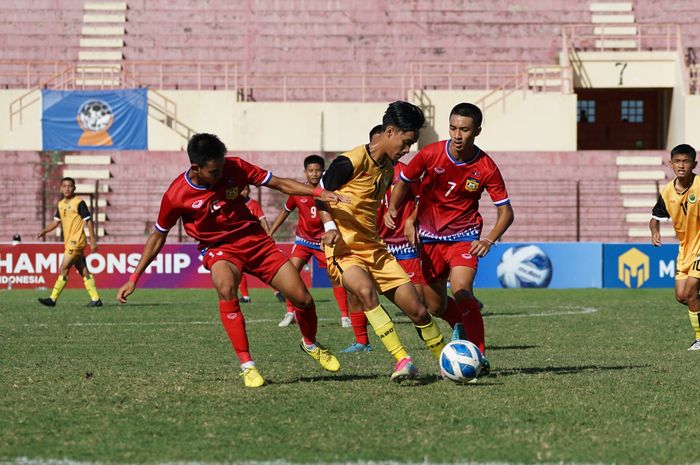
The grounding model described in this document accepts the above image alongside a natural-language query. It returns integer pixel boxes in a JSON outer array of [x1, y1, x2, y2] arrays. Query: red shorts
[[397, 256, 426, 285], [291, 243, 327, 269], [421, 242, 478, 283], [202, 235, 288, 284]]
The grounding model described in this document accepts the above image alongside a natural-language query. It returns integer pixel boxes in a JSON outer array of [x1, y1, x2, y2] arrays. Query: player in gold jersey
[[317, 101, 445, 382], [37, 177, 102, 307], [650, 144, 700, 350]]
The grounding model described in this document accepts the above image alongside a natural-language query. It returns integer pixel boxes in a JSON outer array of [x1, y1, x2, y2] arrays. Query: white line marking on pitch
[[16, 307, 600, 328]]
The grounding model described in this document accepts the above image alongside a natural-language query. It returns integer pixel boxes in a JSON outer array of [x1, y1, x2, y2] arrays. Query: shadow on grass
[[489, 344, 540, 351], [494, 364, 650, 377], [278, 373, 383, 384]]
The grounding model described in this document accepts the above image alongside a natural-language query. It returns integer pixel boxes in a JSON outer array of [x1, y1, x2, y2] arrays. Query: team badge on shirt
[[465, 177, 480, 192], [690, 193, 697, 204], [226, 187, 239, 199]]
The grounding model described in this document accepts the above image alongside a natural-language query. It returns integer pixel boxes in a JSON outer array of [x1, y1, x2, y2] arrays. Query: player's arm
[[266, 175, 348, 204], [403, 206, 419, 246], [117, 229, 168, 303], [386, 154, 425, 229], [650, 194, 670, 247], [37, 208, 61, 239], [78, 201, 98, 253], [315, 155, 354, 245], [470, 203, 515, 257], [259, 217, 271, 234], [268, 208, 291, 237]]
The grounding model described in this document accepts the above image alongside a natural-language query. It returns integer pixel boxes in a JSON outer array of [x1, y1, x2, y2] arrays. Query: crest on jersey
[[300, 198, 308, 203], [191, 199, 204, 209], [465, 177, 480, 192], [434, 167, 445, 174], [226, 187, 239, 199], [690, 193, 697, 204]]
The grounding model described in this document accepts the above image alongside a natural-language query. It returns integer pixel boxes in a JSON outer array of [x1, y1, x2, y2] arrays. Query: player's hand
[[319, 190, 350, 204], [651, 231, 662, 247], [90, 241, 98, 253], [469, 239, 492, 257], [383, 208, 398, 230], [117, 281, 136, 304], [404, 219, 419, 246], [322, 229, 340, 246], [36, 231, 45, 239]]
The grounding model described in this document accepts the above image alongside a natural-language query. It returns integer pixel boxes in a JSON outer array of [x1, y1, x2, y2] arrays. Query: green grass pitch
[[1, 287, 699, 465]]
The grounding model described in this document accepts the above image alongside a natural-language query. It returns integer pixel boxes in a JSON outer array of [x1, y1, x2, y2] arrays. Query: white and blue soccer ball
[[496, 244, 553, 289], [440, 340, 483, 383]]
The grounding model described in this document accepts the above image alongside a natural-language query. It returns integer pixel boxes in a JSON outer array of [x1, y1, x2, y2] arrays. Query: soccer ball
[[77, 100, 113, 132], [439, 340, 483, 383], [496, 244, 553, 289]]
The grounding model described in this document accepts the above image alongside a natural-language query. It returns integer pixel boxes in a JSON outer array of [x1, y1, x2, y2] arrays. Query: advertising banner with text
[[0, 243, 308, 290]]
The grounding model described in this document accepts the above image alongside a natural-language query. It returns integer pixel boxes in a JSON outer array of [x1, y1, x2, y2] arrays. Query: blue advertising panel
[[603, 243, 678, 288], [42, 89, 148, 150], [311, 242, 603, 289], [475, 242, 602, 289]]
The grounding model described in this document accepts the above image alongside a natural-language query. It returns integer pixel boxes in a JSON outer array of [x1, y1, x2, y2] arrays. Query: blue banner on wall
[[603, 243, 678, 288], [312, 242, 603, 289], [42, 89, 148, 150]]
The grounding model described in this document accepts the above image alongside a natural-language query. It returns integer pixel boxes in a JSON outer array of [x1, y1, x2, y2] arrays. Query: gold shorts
[[676, 250, 700, 281], [326, 246, 411, 294], [64, 247, 85, 257]]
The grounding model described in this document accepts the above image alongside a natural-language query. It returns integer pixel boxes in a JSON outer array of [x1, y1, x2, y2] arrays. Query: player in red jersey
[[116, 133, 345, 388], [268, 155, 358, 334], [386, 103, 514, 374], [237, 185, 286, 303]]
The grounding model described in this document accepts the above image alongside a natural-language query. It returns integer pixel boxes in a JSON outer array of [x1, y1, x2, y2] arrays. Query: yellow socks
[[83, 275, 100, 301], [415, 318, 445, 359], [364, 304, 409, 361], [689, 310, 700, 339], [50, 276, 67, 301]]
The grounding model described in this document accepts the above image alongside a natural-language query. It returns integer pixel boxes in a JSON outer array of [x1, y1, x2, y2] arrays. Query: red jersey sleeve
[[399, 150, 428, 183], [483, 165, 510, 206], [237, 158, 272, 186], [155, 192, 181, 233], [284, 196, 297, 213], [246, 199, 266, 220]]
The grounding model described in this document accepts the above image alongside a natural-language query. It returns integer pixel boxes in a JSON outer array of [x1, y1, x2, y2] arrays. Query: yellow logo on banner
[[618, 248, 650, 288]]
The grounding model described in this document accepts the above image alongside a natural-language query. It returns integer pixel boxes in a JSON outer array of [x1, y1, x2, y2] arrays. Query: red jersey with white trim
[[377, 161, 420, 258], [245, 197, 266, 220], [155, 157, 272, 250], [285, 194, 324, 249], [400, 140, 509, 243]]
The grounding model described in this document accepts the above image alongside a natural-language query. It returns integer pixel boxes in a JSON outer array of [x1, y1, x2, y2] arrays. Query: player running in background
[[37, 177, 102, 308], [237, 184, 283, 303], [386, 103, 514, 372], [650, 144, 700, 350], [117, 133, 345, 388], [317, 101, 446, 382], [268, 155, 356, 333]]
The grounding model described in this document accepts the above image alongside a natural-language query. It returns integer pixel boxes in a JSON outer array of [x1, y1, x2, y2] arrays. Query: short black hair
[[187, 133, 227, 166], [671, 144, 696, 162], [450, 103, 483, 128], [304, 154, 325, 169], [369, 124, 383, 141], [382, 101, 425, 133], [60, 177, 75, 186]]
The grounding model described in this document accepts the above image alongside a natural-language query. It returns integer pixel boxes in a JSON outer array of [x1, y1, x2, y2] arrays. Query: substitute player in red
[[268, 155, 356, 332], [386, 103, 514, 373], [117, 133, 345, 388]]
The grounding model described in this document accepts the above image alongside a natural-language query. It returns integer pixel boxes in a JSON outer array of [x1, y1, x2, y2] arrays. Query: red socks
[[442, 297, 463, 328], [294, 301, 318, 346], [238, 274, 249, 298], [332, 286, 349, 317], [349, 311, 369, 345], [461, 297, 485, 354], [218, 299, 252, 364]]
